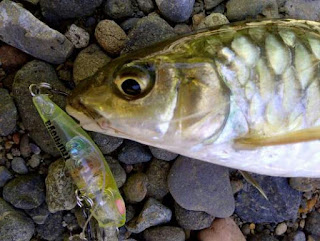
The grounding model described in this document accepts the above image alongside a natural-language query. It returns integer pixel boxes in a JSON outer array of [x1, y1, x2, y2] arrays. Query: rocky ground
[[0, 0, 320, 240]]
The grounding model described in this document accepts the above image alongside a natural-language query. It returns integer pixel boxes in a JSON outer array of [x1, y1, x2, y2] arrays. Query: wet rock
[[126, 198, 172, 233], [123, 13, 176, 53], [204, 0, 224, 10], [3, 174, 45, 209], [91, 132, 123, 155], [226, 0, 278, 21], [0, 166, 13, 187], [149, 146, 178, 161], [284, 0, 320, 21], [118, 141, 152, 164], [146, 159, 170, 199], [289, 178, 320, 192], [235, 174, 302, 223], [175, 202, 215, 230], [144, 226, 185, 241], [198, 218, 246, 241], [121, 18, 141, 33], [249, 234, 279, 241], [0, 198, 35, 241], [168, 156, 235, 217], [25, 202, 50, 225], [137, 0, 154, 14], [46, 159, 77, 213], [65, 24, 90, 49], [20, 134, 32, 158], [73, 44, 111, 85], [123, 172, 148, 203], [197, 13, 229, 29], [0, 0, 73, 64], [13, 60, 68, 156], [305, 211, 320, 237], [36, 212, 64, 241], [0, 45, 29, 71], [155, 0, 195, 23], [275, 222, 287, 236], [11, 157, 28, 174], [0, 88, 17, 136], [40, 0, 103, 21], [104, 0, 135, 19], [106, 156, 126, 188]]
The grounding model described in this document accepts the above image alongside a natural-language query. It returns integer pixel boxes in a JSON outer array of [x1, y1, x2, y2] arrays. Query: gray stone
[[123, 13, 176, 53], [305, 211, 320, 237], [65, 24, 90, 49], [174, 202, 214, 230], [40, 0, 103, 21], [155, 0, 195, 23], [104, 0, 135, 19], [36, 212, 64, 241], [28, 153, 41, 168], [91, 132, 123, 155], [126, 204, 136, 223], [13, 60, 68, 156], [137, 0, 154, 14], [73, 44, 111, 85], [249, 234, 279, 241], [25, 202, 50, 225], [0, 198, 35, 241], [121, 18, 141, 33], [204, 0, 224, 10], [146, 159, 170, 199], [123, 172, 148, 203], [143, 226, 185, 241], [3, 174, 45, 209], [106, 156, 126, 188], [197, 13, 229, 29], [289, 178, 320, 192], [284, 231, 306, 241], [284, 0, 320, 21], [126, 198, 172, 233], [174, 24, 192, 35], [46, 159, 77, 213], [149, 146, 178, 161], [118, 141, 152, 164], [0, 88, 17, 136], [235, 174, 302, 223], [11, 157, 28, 174], [0, 166, 13, 187], [0, 0, 73, 64], [168, 156, 235, 217]]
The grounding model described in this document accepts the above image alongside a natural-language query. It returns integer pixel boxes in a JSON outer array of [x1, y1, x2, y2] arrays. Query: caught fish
[[30, 84, 126, 229], [67, 19, 320, 177]]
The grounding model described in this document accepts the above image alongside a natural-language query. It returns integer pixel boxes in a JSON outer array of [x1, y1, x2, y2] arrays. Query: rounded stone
[[28, 153, 41, 168], [104, 0, 135, 19], [284, 0, 320, 21], [106, 156, 126, 188], [137, 0, 154, 14], [149, 146, 178, 161], [143, 226, 185, 241], [155, 0, 195, 23], [65, 24, 90, 49], [118, 141, 152, 165], [289, 178, 320, 192], [0, 45, 29, 71], [275, 222, 287, 236], [11, 157, 28, 174], [91, 132, 123, 155], [0, 88, 17, 136], [123, 172, 148, 203], [196, 13, 229, 29], [204, 0, 225, 10], [36, 212, 64, 241], [0, 166, 13, 187], [25, 202, 50, 225], [305, 211, 320, 237]]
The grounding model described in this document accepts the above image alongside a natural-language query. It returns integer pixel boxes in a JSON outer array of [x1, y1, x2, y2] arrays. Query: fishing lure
[[29, 83, 126, 230]]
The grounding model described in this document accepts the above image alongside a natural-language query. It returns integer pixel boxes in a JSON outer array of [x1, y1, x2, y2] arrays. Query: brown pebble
[[0, 45, 28, 71], [12, 133, 20, 145]]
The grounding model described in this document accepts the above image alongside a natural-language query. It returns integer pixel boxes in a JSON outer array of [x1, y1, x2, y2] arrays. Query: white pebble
[[65, 24, 90, 49], [275, 222, 287, 236]]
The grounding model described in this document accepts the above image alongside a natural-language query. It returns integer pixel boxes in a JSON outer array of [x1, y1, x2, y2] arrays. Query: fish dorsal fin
[[234, 126, 320, 149]]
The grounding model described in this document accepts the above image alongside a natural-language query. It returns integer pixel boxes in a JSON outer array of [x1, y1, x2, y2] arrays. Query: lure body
[[32, 94, 126, 227], [67, 19, 320, 177]]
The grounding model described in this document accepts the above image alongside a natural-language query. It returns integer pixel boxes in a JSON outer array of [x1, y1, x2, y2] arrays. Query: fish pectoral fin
[[234, 126, 320, 149]]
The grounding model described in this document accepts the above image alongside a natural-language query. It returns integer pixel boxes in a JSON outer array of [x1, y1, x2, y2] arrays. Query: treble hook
[[29, 82, 69, 97]]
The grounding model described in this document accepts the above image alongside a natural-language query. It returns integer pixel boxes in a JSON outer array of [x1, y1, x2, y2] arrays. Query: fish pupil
[[121, 79, 141, 95]]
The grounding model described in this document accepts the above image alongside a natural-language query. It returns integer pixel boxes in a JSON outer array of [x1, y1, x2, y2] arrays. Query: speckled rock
[[106, 156, 126, 188], [0, 88, 17, 136], [13, 60, 68, 156], [174, 24, 192, 35], [0, 198, 35, 241], [0, 45, 29, 71], [284, 0, 320, 21], [73, 44, 111, 85], [123, 172, 148, 203], [168, 156, 235, 217], [289, 178, 320, 192], [40, 0, 103, 21], [235, 174, 302, 223], [36, 212, 64, 241], [144, 226, 185, 241], [155, 0, 195, 23], [65, 24, 90, 49], [3, 174, 45, 209], [126, 198, 172, 233], [123, 13, 176, 53], [305, 211, 320, 237], [204, 0, 224, 10], [28, 153, 41, 168], [11, 157, 28, 174], [46, 159, 77, 213], [91, 132, 123, 155], [95, 20, 127, 56], [146, 159, 170, 199], [198, 218, 246, 241], [0, 166, 13, 187], [104, 0, 135, 19], [175, 202, 215, 230], [196, 13, 229, 29], [137, 0, 154, 14], [249, 234, 279, 241], [118, 141, 152, 164], [275, 222, 287, 236], [25, 202, 50, 225], [149, 146, 178, 161], [0, 0, 73, 64]]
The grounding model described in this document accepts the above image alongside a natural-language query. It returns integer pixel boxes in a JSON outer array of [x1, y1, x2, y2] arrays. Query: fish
[[66, 19, 320, 178]]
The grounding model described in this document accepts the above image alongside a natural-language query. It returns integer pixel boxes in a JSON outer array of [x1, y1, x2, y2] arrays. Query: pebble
[[137, 0, 155, 14], [305, 211, 320, 237], [118, 141, 152, 165], [284, 231, 306, 241], [45, 159, 77, 213], [175, 202, 215, 230], [174, 24, 192, 35], [36, 211, 64, 241], [204, 0, 224, 10], [25, 202, 50, 225], [11, 157, 28, 174], [235, 174, 302, 223], [123, 172, 148, 203], [275, 222, 287, 236], [241, 223, 251, 236], [30, 143, 41, 155], [3, 174, 45, 209], [106, 156, 127, 188], [40, 0, 103, 21], [149, 146, 178, 161], [196, 13, 229, 29], [91, 132, 123, 155], [284, 0, 320, 21], [126, 198, 172, 233], [73, 44, 111, 85], [0, 88, 17, 136], [20, 134, 31, 158], [104, 0, 135, 19], [0, 166, 13, 187], [0, 0, 73, 64], [289, 178, 320, 192], [143, 226, 185, 241], [0, 198, 35, 241], [28, 153, 41, 168], [126, 204, 136, 223], [121, 18, 141, 33], [0, 45, 29, 71], [13, 60, 68, 156], [198, 218, 246, 241], [65, 24, 90, 49], [155, 0, 195, 23], [168, 156, 235, 217], [249, 234, 280, 241]]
